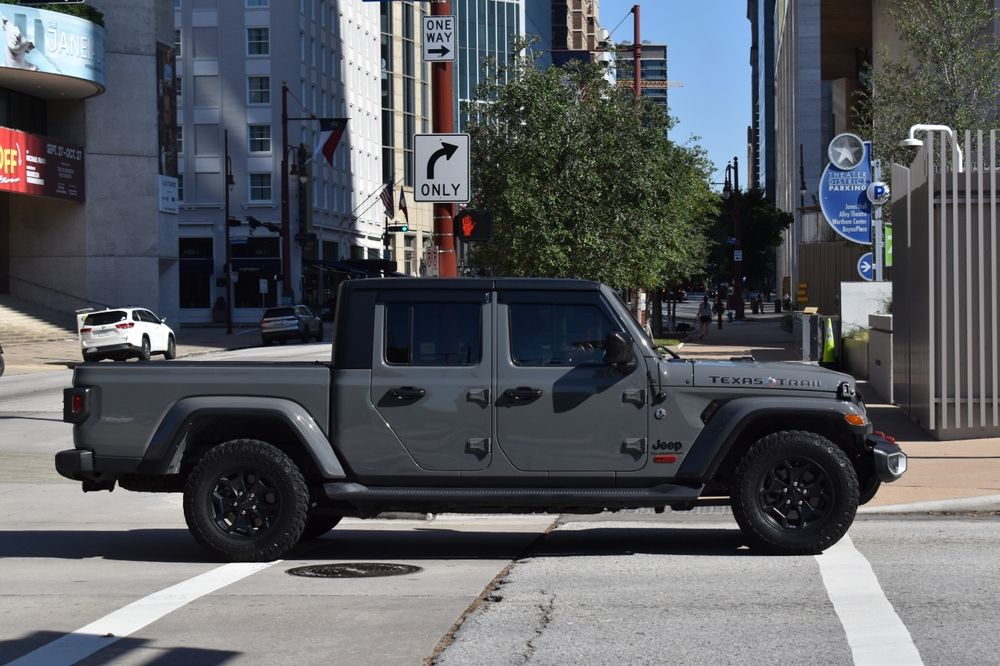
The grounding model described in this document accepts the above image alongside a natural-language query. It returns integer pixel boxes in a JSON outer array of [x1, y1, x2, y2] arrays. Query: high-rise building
[[379, 1, 434, 276], [747, 0, 776, 199], [453, 0, 526, 130], [174, 0, 382, 324], [615, 43, 670, 118]]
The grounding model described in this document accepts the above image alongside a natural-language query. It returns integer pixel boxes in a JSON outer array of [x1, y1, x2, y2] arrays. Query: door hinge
[[466, 437, 490, 458], [622, 437, 646, 457], [622, 388, 646, 406]]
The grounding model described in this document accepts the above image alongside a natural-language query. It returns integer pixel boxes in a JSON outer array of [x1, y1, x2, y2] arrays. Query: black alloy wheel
[[731, 430, 859, 555], [183, 439, 308, 561]]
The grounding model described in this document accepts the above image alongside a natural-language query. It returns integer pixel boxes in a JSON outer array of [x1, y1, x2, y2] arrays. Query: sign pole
[[872, 158, 884, 282], [431, 0, 457, 278]]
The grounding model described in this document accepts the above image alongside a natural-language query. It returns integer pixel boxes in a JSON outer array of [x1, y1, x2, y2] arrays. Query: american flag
[[380, 184, 394, 219], [398, 187, 409, 225]]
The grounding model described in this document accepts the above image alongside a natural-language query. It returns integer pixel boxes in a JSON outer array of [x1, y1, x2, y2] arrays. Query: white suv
[[78, 308, 176, 362]]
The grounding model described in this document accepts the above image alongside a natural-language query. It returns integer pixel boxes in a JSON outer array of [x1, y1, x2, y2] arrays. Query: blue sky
[[598, 1, 752, 190]]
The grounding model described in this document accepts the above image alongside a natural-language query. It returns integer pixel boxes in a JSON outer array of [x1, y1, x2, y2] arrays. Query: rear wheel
[[137, 336, 151, 362], [731, 430, 858, 555], [183, 439, 309, 561]]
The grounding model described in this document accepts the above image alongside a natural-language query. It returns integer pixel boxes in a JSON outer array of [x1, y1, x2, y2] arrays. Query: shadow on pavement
[[527, 526, 753, 558], [0, 632, 240, 666]]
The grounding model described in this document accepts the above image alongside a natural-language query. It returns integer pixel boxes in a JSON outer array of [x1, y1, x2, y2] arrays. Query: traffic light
[[453, 209, 493, 242]]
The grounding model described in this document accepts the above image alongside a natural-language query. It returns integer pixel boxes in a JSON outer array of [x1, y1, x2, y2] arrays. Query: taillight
[[115, 322, 134, 330], [72, 394, 83, 414], [63, 387, 93, 424], [80, 327, 92, 334]]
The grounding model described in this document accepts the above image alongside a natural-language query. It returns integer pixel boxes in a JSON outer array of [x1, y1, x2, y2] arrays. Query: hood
[[687, 359, 854, 393]]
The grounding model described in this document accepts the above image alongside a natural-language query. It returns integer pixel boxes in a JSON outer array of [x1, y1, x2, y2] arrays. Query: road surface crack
[[522, 590, 556, 664]]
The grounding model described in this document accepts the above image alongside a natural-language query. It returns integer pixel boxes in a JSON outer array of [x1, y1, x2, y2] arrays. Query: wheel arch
[[677, 397, 868, 493], [138, 396, 346, 482]]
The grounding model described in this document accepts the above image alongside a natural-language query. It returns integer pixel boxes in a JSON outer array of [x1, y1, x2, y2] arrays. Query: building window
[[248, 76, 270, 104], [175, 75, 182, 99], [247, 28, 269, 56], [177, 174, 184, 201], [177, 125, 183, 154], [248, 124, 271, 153], [246, 0, 268, 6], [174, 29, 182, 56], [249, 173, 272, 202], [178, 237, 213, 309]]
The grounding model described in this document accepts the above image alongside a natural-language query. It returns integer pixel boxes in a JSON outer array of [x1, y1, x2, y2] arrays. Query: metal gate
[[892, 130, 999, 439]]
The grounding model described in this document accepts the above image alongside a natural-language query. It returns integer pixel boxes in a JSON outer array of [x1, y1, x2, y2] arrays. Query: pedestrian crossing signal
[[453, 209, 493, 241]]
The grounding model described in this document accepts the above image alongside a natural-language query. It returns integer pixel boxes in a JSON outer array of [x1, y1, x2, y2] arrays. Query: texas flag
[[312, 118, 349, 166]]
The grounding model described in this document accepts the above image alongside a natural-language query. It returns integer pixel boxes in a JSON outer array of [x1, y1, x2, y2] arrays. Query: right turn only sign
[[413, 133, 470, 203]]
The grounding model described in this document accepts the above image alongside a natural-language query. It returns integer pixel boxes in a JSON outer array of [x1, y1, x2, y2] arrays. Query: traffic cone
[[822, 317, 837, 364]]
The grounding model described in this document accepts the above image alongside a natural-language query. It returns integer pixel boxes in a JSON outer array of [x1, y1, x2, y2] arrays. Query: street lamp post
[[280, 82, 294, 302], [223, 129, 235, 335], [725, 158, 744, 321]]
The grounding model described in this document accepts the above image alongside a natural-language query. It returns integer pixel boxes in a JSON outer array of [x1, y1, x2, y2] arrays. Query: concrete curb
[[859, 494, 1000, 514]]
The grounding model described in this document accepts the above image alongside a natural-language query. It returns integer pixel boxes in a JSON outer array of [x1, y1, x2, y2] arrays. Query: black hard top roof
[[345, 277, 603, 291]]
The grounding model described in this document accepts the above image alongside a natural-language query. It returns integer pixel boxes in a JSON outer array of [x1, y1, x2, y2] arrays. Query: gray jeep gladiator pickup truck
[[57, 278, 906, 562]]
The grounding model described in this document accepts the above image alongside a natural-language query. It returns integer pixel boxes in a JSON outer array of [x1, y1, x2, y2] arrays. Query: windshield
[[263, 307, 295, 318]]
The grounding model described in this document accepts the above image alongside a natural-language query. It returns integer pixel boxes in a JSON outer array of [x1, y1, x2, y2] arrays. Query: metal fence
[[892, 130, 999, 439]]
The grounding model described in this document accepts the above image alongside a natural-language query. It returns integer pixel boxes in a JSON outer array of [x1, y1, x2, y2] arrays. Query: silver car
[[260, 305, 323, 345]]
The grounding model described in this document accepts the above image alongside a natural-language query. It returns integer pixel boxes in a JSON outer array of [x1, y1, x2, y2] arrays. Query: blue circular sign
[[857, 252, 874, 281]]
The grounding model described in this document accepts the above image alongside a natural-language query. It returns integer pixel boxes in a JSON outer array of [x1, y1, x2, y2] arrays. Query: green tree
[[708, 188, 792, 293], [466, 47, 717, 290], [854, 0, 1000, 165]]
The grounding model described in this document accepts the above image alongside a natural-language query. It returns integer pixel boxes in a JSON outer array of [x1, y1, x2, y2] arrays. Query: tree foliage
[[465, 47, 717, 289], [854, 0, 1000, 165], [707, 188, 792, 291]]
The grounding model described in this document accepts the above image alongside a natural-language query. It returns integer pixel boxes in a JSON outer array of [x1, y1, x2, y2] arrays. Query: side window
[[385, 302, 481, 366], [131, 311, 143, 323], [509, 303, 615, 366]]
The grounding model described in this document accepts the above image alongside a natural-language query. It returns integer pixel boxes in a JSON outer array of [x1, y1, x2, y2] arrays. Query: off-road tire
[[164, 336, 177, 360], [300, 513, 342, 540], [731, 430, 858, 555], [183, 439, 309, 562], [137, 336, 151, 362]]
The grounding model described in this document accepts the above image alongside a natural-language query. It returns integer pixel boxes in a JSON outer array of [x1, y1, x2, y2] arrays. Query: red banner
[[0, 126, 85, 202]]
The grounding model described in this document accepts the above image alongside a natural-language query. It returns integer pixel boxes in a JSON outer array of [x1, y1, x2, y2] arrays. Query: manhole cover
[[286, 563, 422, 578]]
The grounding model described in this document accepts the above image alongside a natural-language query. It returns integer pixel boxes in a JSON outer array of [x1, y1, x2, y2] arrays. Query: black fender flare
[[676, 396, 869, 481], [137, 396, 346, 479]]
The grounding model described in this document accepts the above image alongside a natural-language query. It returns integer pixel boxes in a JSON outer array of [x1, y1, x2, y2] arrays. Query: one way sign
[[422, 15, 456, 62]]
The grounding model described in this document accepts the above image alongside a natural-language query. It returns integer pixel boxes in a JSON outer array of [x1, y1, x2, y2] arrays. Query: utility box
[[793, 312, 820, 361], [868, 314, 893, 404]]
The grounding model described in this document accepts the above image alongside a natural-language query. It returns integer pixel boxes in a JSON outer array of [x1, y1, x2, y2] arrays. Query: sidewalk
[[1, 325, 258, 376], [3, 317, 998, 513]]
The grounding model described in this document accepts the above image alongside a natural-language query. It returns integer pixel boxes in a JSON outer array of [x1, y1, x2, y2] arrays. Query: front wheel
[[183, 439, 309, 561], [164, 336, 176, 360], [730, 430, 858, 555]]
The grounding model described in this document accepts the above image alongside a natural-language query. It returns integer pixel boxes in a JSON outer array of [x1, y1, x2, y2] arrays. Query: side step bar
[[323, 482, 704, 508]]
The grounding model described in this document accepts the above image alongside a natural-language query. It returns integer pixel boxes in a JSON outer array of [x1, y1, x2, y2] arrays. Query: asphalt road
[[3, 343, 999, 665]]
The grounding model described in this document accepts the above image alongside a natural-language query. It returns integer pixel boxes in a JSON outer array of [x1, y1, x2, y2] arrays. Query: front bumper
[[868, 435, 907, 482]]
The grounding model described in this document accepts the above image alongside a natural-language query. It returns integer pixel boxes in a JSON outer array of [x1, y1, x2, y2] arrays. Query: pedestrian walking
[[697, 296, 713, 339]]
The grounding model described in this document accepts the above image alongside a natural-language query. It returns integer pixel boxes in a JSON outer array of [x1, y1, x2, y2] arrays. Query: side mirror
[[603, 331, 635, 369]]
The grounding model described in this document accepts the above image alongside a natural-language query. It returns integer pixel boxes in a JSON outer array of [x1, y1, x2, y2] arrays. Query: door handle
[[466, 388, 490, 406], [387, 386, 426, 401], [466, 437, 490, 458], [503, 387, 543, 402]]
